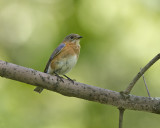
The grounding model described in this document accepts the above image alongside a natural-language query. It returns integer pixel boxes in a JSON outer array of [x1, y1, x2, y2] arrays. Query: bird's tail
[[34, 67, 48, 93], [34, 87, 44, 93]]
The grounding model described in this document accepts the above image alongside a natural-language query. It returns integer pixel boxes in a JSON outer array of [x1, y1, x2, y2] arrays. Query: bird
[[34, 33, 83, 93]]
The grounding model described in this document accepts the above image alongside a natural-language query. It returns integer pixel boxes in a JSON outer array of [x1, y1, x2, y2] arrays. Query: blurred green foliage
[[0, 0, 160, 128]]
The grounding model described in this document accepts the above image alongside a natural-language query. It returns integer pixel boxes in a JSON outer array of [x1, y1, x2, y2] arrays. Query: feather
[[44, 43, 66, 73]]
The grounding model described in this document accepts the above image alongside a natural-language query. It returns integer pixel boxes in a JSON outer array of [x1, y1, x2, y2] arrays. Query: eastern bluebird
[[34, 33, 83, 93]]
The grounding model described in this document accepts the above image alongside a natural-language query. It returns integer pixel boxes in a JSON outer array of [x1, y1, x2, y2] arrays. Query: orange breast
[[49, 42, 80, 74]]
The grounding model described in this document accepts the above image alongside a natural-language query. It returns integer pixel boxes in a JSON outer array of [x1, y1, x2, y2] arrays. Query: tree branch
[[123, 53, 160, 94], [118, 108, 125, 128], [0, 60, 160, 114]]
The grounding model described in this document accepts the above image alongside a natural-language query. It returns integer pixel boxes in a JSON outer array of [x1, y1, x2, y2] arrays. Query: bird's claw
[[67, 77, 74, 84], [54, 73, 64, 83], [57, 76, 64, 83], [63, 75, 74, 84]]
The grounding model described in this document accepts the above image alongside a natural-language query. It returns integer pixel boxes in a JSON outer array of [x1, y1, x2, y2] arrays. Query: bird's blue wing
[[44, 43, 66, 73]]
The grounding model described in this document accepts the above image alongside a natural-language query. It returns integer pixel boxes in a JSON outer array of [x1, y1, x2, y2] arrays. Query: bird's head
[[63, 33, 83, 45]]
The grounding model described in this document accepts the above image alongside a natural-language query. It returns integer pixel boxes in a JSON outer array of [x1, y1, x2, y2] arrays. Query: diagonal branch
[[123, 53, 160, 94], [0, 60, 160, 114], [118, 54, 160, 128]]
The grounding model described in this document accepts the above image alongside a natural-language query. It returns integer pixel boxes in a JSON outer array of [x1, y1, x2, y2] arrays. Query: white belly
[[48, 55, 78, 75]]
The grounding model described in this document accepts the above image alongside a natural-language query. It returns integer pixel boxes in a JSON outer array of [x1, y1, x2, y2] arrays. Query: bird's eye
[[70, 36, 74, 39]]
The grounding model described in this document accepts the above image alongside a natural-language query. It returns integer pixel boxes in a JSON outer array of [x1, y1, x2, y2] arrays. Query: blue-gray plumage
[[44, 43, 66, 73], [34, 33, 82, 93]]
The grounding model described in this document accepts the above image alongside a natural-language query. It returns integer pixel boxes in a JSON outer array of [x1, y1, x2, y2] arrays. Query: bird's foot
[[63, 75, 74, 84], [54, 72, 64, 83]]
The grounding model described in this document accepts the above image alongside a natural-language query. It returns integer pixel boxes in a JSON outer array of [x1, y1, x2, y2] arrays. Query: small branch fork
[[118, 53, 160, 128], [123, 53, 160, 95], [0, 53, 160, 128]]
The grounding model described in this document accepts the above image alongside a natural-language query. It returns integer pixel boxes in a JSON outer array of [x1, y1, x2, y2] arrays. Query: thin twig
[[123, 53, 160, 94], [141, 68, 151, 97], [119, 108, 125, 128]]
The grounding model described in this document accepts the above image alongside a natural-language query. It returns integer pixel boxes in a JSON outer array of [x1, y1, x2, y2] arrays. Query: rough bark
[[0, 60, 160, 114]]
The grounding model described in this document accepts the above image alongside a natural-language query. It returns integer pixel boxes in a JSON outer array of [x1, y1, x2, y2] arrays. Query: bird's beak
[[78, 36, 83, 39]]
